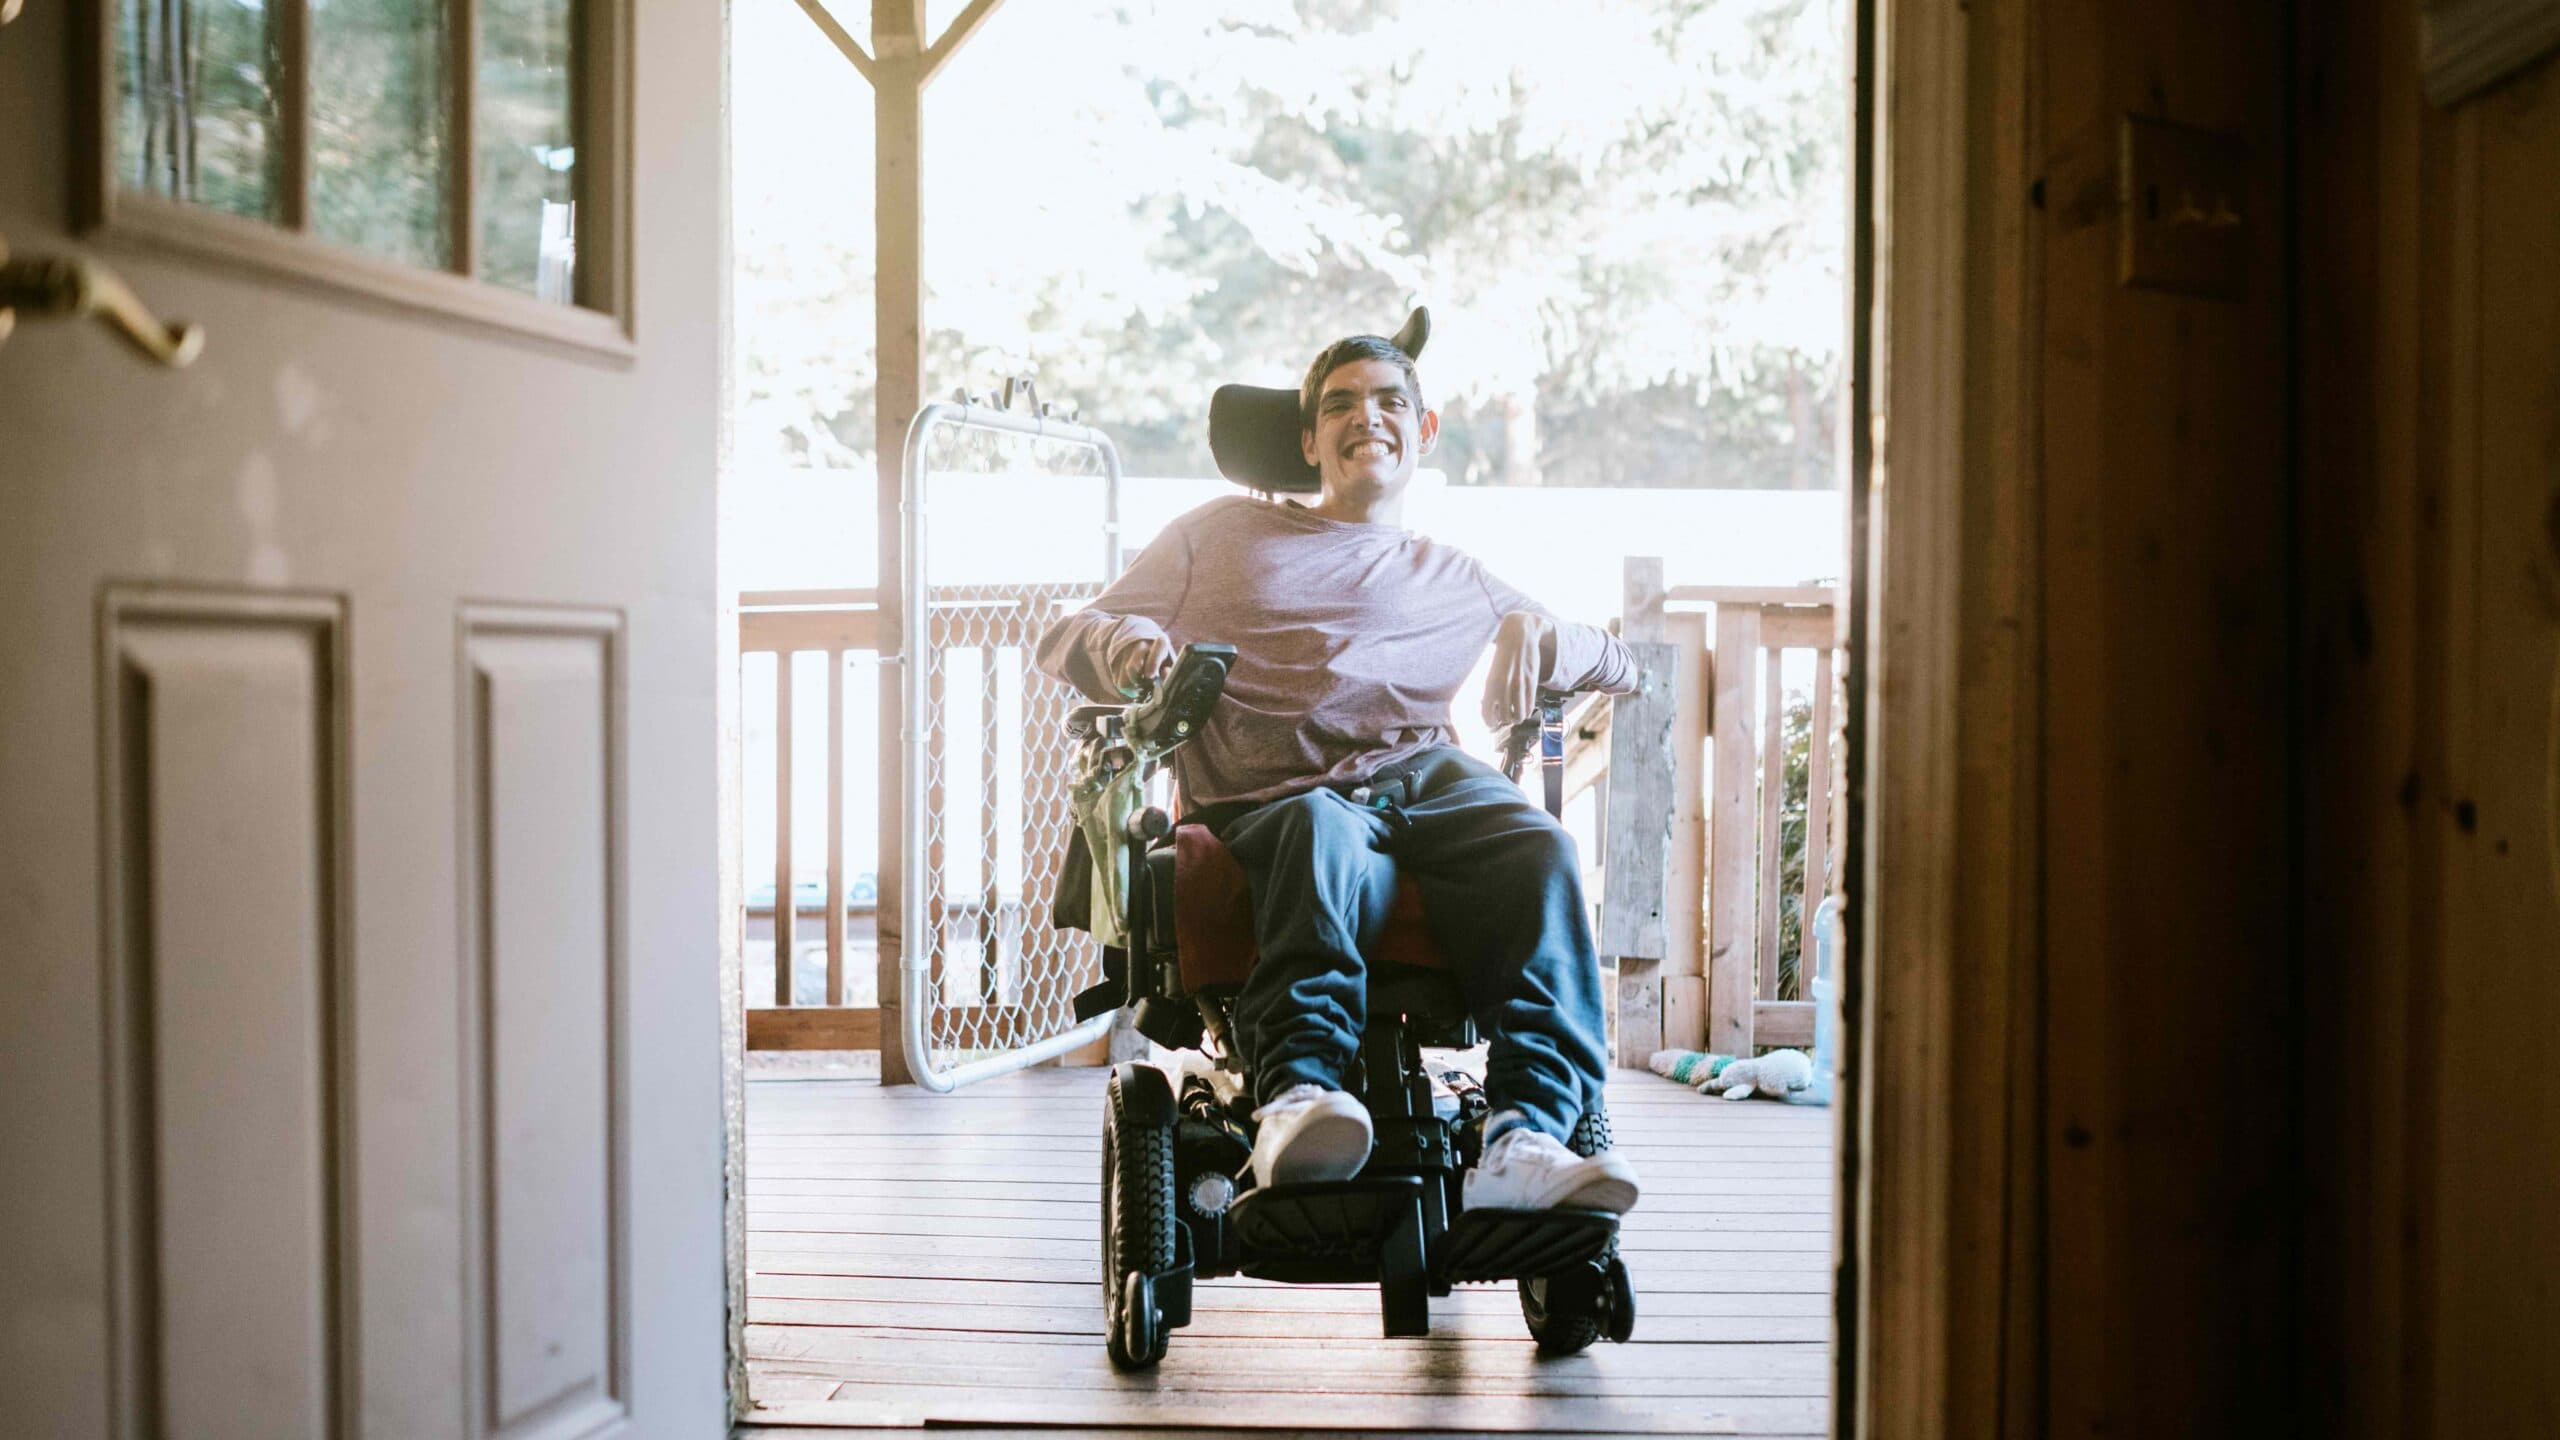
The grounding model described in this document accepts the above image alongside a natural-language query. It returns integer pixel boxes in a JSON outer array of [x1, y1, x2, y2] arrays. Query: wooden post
[[1600, 556, 1674, 1068], [1707, 604, 1761, 1056], [872, 0, 925, 1083]]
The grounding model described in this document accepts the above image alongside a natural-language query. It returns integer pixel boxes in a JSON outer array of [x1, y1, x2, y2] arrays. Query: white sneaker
[[1464, 1124, 1641, 1214], [1247, 1083, 1374, 1188]]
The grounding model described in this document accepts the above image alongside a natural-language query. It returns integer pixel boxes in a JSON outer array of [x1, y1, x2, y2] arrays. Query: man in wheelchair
[[1036, 309, 1643, 1363]]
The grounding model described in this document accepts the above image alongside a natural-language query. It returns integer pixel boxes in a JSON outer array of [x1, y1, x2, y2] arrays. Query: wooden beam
[[748, 1006, 883, 1051], [1761, 607, 1839, 652], [738, 587, 882, 609], [790, 0, 876, 82], [872, 0, 925, 1085], [1622, 555, 1668, 643], [1665, 584, 1843, 608], [1753, 1000, 1815, 1050], [921, 0, 1009, 85], [739, 607, 879, 656]]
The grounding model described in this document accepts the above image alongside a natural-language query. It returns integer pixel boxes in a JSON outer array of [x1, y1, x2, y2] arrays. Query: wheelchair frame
[[1068, 644, 1636, 1367]]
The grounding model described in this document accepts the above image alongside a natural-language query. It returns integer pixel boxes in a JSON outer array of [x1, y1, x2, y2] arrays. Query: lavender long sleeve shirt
[[1033, 495, 1638, 809]]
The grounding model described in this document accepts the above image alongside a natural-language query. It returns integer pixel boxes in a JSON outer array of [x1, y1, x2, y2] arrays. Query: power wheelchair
[[1058, 641, 1638, 1369]]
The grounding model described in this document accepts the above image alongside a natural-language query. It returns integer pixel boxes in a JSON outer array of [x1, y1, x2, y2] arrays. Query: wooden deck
[[742, 1065, 1835, 1437]]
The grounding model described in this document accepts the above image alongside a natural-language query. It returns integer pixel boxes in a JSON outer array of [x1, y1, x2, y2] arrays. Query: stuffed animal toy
[[1697, 1048, 1814, 1101], [1647, 1048, 1733, 1086]]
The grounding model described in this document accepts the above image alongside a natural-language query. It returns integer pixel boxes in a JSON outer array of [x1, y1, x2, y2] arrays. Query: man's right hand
[[1108, 631, 1176, 699]]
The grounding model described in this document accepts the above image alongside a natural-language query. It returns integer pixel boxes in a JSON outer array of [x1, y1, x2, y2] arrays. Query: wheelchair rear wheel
[[1102, 1065, 1178, 1369]]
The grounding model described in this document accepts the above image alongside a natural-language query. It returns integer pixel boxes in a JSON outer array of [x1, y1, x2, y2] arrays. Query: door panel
[[461, 611, 624, 1440], [0, 0, 727, 1434], [105, 594, 348, 1440]]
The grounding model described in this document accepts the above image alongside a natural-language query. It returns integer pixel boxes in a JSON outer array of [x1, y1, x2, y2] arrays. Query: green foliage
[[476, 0, 578, 296], [121, 0, 284, 222], [311, 0, 450, 267], [733, 0, 1847, 486], [1769, 670, 1839, 1001], [1773, 692, 1812, 998]]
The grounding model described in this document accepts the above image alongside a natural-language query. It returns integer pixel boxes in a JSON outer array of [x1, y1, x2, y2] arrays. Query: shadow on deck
[[741, 1066, 1833, 1437]]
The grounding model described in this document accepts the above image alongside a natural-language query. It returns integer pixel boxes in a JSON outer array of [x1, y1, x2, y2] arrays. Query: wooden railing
[[1598, 561, 1843, 1062], [739, 588, 882, 1051]]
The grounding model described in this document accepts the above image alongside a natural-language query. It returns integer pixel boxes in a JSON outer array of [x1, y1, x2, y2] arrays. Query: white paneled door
[[0, 0, 728, 1435]]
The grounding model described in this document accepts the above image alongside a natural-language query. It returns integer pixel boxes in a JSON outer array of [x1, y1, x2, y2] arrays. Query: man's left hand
[[1483, 611, 1556, 730]]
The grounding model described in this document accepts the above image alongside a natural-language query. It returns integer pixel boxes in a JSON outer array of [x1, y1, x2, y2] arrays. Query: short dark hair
[[1299, 334, 1424, 430]]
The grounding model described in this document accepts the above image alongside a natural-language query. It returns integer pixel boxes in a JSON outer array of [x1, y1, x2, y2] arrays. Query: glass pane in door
[[310, 0, 450, 266], [117, 0, 284, 221], [475, 0, 577, 302]]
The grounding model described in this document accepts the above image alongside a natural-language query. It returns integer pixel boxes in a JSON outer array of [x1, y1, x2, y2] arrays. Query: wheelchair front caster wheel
[[1109, 1271, 1167, 1369], [1602, 1255, 1637, 1344], [1521, 1254, 1635, 1356]]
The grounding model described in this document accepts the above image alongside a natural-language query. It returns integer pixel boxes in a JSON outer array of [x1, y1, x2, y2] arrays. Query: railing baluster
[[826, 648, 847, 1007], [1757, 637, 1786, 1002], [1707, 603, 1762, 1057], [774, 652, 795, 1008]]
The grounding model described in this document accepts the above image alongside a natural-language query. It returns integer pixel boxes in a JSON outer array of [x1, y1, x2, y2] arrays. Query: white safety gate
[[898, 397, 1125, 1089]]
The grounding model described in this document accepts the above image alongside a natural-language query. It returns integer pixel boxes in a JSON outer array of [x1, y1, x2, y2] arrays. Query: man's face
[[1300, 357, 1439, 504]]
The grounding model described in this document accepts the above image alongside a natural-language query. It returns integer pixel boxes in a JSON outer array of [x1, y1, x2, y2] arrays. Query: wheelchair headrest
[[1207, 307, 1430, 494]]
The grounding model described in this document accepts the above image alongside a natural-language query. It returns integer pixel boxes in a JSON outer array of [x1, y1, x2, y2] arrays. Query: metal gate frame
[[897, 397, 1124, 1090]]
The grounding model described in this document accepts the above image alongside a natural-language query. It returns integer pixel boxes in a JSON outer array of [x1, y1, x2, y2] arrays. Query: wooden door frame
[[1846, 0, 2044, 1433], [711, 0, 2039, 1430]]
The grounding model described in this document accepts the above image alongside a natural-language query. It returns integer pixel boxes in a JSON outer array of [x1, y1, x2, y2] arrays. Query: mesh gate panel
[[917, 583, 1104, 1071]]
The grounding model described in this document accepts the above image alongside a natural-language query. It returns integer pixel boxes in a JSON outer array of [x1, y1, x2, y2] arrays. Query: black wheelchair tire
[[1519, 1103, 1635, 1356], [1110, 1271, 1163, 1370], [1102, 1066, 1177, 1369], [1519, 1266, 1609, 1356]]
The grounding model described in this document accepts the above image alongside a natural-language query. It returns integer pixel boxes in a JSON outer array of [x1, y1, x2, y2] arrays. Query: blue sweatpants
[[1212, 747, 1609, 1143]]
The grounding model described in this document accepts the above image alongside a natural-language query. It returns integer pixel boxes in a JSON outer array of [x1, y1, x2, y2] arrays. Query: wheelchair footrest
[[1434, 1207, 1619, 1285], [1230, 1176, 1424, 1284]]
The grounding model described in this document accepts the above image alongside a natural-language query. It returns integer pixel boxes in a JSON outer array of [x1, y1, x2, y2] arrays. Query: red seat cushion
[[1172, 823, 1450, 993]]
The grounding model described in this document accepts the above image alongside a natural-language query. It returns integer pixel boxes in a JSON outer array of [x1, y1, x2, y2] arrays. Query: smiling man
[[1033, 315, 1642, 1214]]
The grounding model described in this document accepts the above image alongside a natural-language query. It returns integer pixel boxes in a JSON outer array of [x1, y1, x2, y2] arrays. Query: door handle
[[0, 237, 206, 368]]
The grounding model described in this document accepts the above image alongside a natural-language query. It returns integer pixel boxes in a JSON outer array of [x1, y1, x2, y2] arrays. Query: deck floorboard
[[746, 1065, 1833, 1435]]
